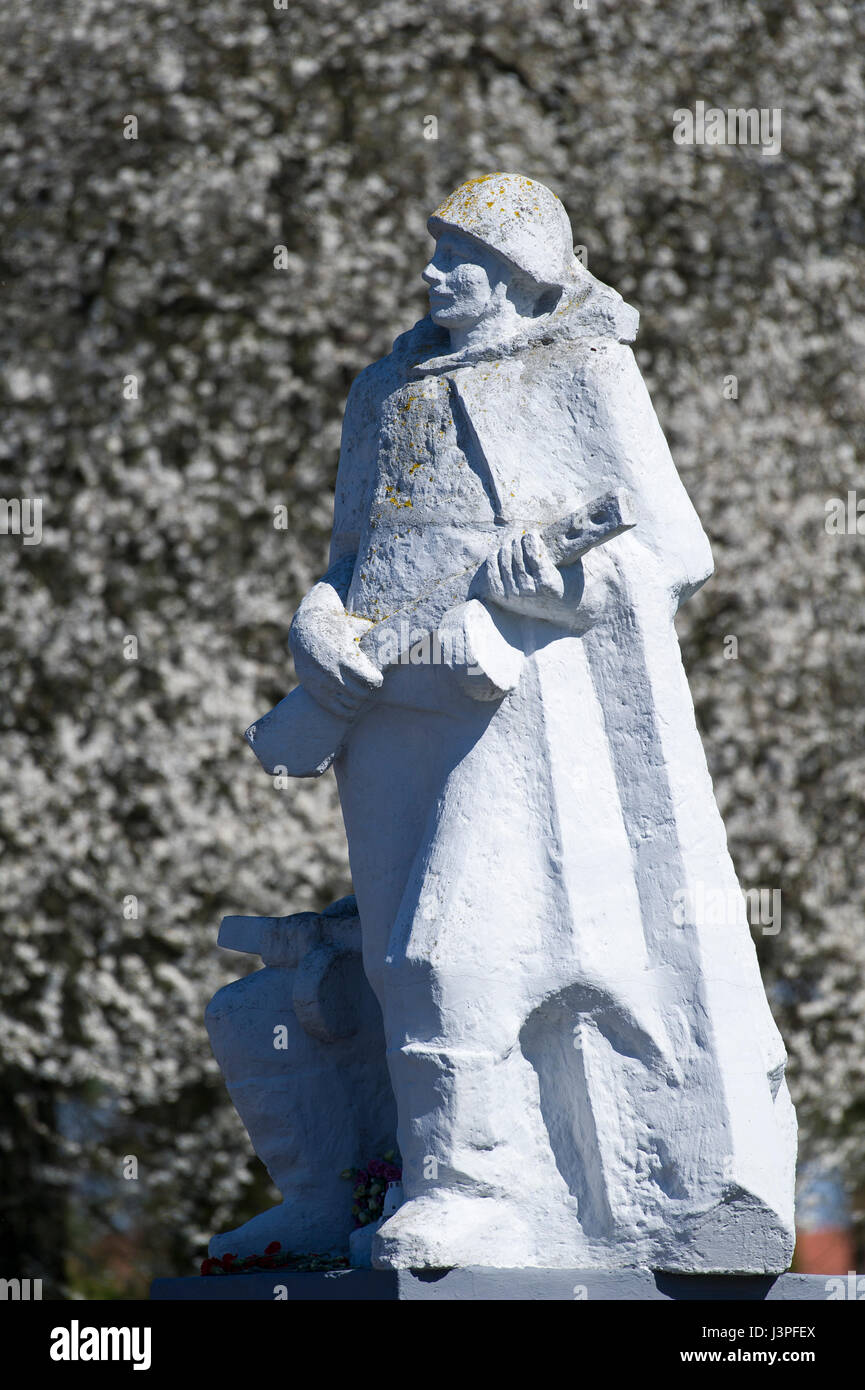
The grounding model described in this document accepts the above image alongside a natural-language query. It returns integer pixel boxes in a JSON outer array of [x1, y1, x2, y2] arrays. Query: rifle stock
[[246, 488, 634, 778]]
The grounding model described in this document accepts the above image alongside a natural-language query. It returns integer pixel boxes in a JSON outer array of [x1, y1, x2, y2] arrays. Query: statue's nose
[[421, 263, 442, 288]]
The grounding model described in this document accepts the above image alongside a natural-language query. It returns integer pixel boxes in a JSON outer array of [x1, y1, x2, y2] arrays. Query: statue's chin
[[429, 304, 471, 329]]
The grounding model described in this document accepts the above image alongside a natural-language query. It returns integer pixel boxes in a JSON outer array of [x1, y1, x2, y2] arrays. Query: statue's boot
[[372, 1029, 590, 1269]]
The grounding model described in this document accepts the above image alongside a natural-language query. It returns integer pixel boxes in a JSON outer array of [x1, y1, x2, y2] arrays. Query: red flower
[[200, 1258, 215, 1276], [265, 1241, 281, 1255]]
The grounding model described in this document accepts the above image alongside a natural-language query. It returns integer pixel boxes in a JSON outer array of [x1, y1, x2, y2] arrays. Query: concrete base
[[151, 1269, 835, 1301]]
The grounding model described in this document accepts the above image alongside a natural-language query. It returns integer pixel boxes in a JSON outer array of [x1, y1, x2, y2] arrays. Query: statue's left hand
[[477, 532, 565, 607]]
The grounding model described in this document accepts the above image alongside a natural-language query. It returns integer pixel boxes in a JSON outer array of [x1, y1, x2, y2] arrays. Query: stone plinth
[[151, 1269, 836, 1301]]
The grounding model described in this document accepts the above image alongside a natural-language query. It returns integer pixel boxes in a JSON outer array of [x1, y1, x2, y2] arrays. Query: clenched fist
[[289, 577, 383, 718]]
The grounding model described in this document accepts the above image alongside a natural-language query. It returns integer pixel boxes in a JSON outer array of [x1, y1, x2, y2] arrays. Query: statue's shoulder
[[334, 319, 446, 526], [346, 317, 448, 415], [522, 334, 641, 402], [514, 272, 641, 396]]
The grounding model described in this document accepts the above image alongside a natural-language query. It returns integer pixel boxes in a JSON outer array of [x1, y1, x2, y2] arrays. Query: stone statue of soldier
[[233, 174, 796, 1273]]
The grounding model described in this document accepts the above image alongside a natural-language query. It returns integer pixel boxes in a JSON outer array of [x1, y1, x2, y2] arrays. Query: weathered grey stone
[[227, 174, 797, 1273]]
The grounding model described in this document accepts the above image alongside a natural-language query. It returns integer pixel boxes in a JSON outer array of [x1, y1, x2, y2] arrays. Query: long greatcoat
[[327, 280, 796, 1271]]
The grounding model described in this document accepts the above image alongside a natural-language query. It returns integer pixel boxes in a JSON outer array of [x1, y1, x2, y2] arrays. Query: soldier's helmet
[[427, 173, 577, 291]]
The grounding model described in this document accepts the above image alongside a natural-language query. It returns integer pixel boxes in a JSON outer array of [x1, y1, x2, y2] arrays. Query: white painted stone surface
[[206, 897, 395, 1259], [240, 174, 797, 1272]]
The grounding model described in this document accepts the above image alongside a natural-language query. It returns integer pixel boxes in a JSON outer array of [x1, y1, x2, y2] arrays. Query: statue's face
[[422, 231, 510, 331]]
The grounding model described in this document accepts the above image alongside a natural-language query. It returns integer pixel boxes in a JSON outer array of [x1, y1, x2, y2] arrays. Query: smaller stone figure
[[206, 896, 395, 1261]]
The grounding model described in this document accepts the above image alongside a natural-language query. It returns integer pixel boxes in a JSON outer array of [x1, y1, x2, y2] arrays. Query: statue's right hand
[[288, 582, 383, 719]]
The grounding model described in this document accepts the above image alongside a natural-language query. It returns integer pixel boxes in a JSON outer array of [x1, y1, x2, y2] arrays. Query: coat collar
[[407, 269, 639, 378]]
